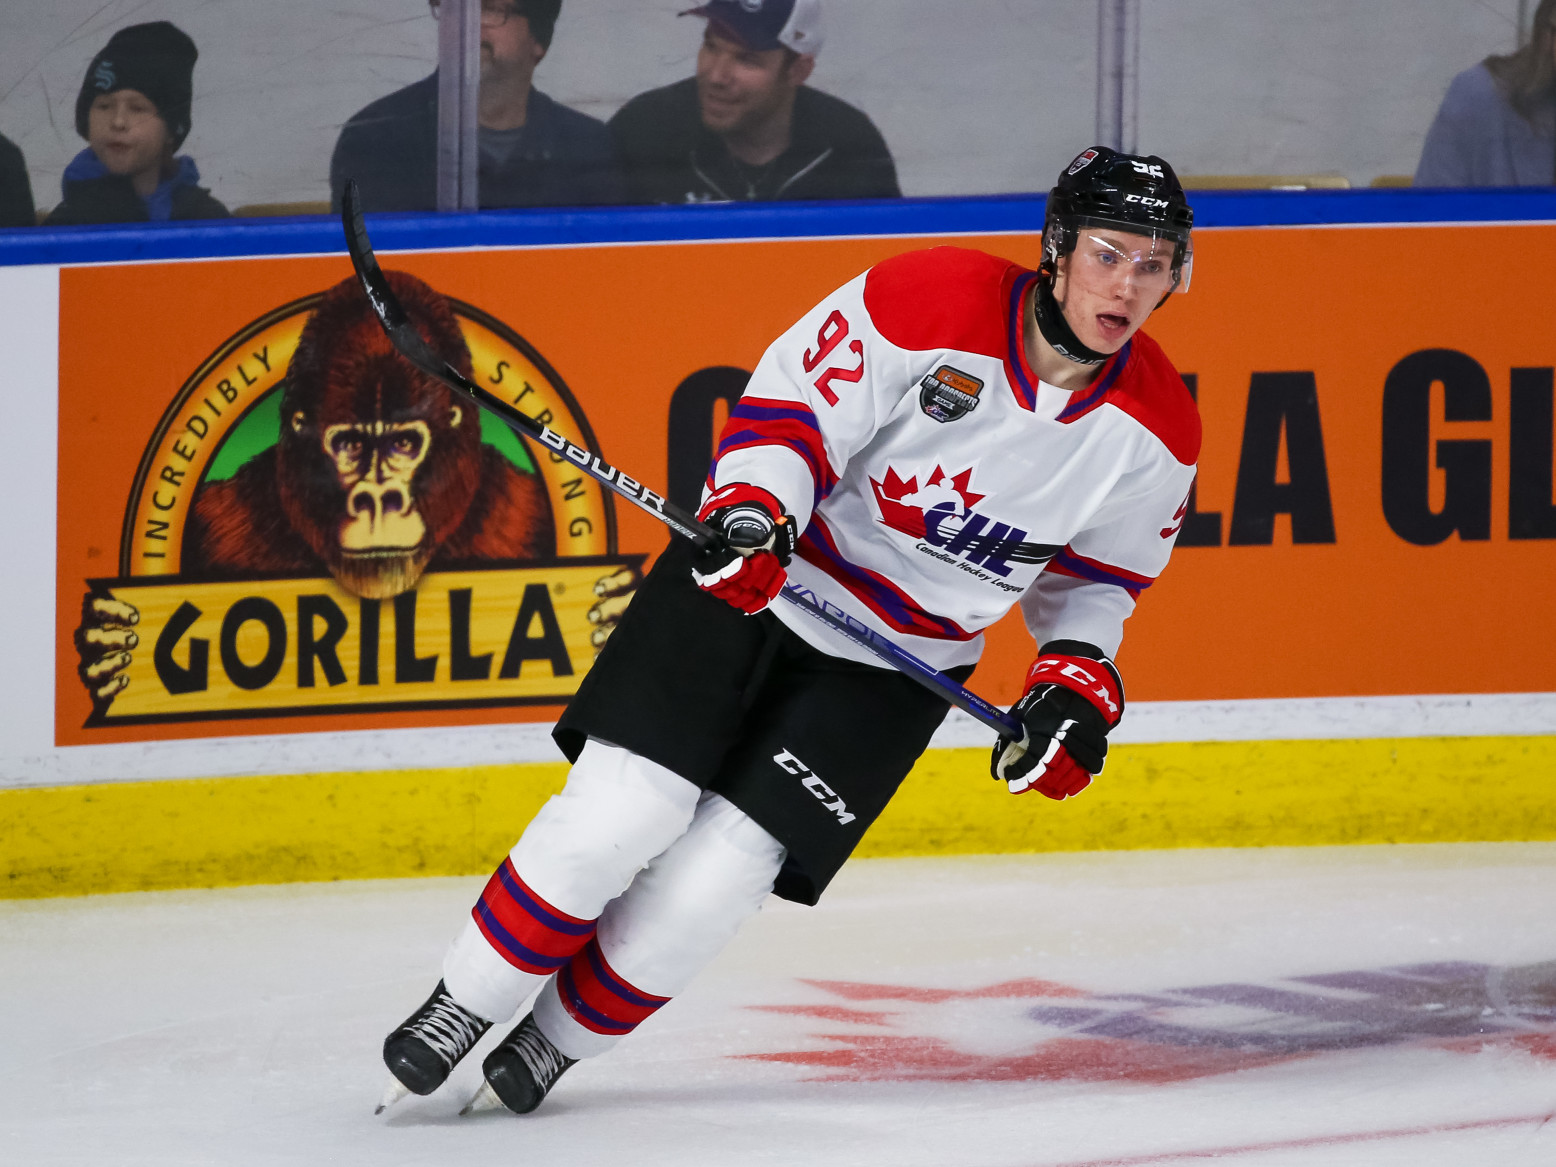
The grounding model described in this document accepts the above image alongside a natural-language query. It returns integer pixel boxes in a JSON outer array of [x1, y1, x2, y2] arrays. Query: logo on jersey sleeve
[[918, 365, 983, 423], [868, 463, 1060, 583]]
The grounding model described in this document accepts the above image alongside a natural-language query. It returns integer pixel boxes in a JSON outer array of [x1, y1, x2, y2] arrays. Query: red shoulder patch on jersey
[[1105, 331, 1201, 465], [862, 247, 1022, 359], [1105, 331, 1200, 464]]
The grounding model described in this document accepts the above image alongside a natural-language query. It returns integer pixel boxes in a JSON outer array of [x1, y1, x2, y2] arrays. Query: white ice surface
[[4, 845, 1556, 1166]]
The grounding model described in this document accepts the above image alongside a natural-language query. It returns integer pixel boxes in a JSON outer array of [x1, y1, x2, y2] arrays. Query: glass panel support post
[[436, 0, 480, 211], [1095, 0, 1139, 154]]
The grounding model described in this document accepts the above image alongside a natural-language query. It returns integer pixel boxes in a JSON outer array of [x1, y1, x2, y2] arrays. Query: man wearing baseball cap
[[610, 0, 900, 204]]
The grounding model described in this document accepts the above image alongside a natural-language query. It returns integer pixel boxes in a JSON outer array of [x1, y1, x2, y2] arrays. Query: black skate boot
[[377, 980, 492, 1112], [461, 1013, 577, 1115]]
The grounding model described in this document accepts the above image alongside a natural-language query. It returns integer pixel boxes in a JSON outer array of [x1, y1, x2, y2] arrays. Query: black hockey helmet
[[1042, 146, 1194, 292], [1032, 146, 1194, 367]]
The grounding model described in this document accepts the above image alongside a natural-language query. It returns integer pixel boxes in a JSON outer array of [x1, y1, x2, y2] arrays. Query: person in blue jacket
[[331, 0, 623, 211], [1416, 0, 1556, 186], [47, 21, 227, 225]]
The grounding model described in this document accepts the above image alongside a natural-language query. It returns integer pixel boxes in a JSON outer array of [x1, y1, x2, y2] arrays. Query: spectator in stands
[[610, 0, 900, 204], [0, 131, 35, 227], [1416, 0, 1556, 186], [331, 0, 621, 211], [47, 22, 228, 225]]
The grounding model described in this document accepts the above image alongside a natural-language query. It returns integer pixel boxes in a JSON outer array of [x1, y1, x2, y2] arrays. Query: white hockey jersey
[[709, 246, 1200, 672]]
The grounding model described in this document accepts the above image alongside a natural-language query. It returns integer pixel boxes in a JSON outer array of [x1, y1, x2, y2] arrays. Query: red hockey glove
[[992, 641, 1124, 799], [691, 484, 796, 615]]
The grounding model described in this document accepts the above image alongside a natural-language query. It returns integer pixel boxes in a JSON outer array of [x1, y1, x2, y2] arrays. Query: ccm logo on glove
[[991, 641, 1124, 800], [691, 483, 796, 615]]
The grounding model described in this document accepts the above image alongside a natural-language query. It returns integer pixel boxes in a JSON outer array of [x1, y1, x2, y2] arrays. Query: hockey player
[[377, 146, 1200, 1116]]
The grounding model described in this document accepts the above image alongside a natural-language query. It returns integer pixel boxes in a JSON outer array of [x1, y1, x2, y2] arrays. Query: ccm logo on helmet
[[1124, 194, 1170, 207], [773, 748, 857, 826]]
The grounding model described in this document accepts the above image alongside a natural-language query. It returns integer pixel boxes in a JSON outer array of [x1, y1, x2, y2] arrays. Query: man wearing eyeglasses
[[330, 0, 622, 212]]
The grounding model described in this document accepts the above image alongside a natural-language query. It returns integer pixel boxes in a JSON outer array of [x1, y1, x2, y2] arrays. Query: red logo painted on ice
[[741, 959, 1556, 1085]]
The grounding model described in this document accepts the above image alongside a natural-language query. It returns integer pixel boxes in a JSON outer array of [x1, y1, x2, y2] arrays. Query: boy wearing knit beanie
[[46, 21, 228, 225]]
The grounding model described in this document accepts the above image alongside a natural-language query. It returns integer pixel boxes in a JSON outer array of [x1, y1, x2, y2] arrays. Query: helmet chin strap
[[1032, 276, 1110, 367]]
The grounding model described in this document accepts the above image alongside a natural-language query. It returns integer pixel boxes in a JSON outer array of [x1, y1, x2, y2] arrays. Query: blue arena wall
[[4, 186, 1556, 269]]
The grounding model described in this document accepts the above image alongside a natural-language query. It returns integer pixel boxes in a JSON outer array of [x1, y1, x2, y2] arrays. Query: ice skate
[[377, 980, 492, 1112], [461, 1012, 576, 1115]]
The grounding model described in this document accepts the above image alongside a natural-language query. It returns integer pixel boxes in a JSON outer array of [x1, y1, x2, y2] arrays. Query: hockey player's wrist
[[698, 482, 787, 527], [1025, 640, 1124, 729], [698, 482, 796, 566]]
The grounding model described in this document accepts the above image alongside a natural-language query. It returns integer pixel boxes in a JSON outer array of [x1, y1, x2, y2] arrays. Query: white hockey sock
[[534, 791, 786, 1060], [443, 740, 704, 1024], [443, 915, 541, 1024], [512, 739, 704, 918]]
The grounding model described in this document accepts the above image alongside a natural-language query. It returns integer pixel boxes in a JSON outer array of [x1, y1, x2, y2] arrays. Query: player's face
[[695, 26, 810, 135], [1054, 229, 1177, 352], [87, 90, 170, 182]]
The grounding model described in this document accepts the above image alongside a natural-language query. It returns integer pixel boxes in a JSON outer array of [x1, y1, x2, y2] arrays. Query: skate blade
[[375, 1077, 411, 1115], [460, 1080, 506, 1116]]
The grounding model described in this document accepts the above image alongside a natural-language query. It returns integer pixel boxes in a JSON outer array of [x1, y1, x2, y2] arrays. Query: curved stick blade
[[340, 179, 461, 386]]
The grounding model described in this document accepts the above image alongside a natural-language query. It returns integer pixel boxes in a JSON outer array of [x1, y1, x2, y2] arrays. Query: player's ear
[[1050, 255, 1070, 301], [787, 53, 815, 87]]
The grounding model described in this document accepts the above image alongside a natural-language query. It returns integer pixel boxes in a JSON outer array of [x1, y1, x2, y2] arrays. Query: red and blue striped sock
[[555, 937, 671, 1036], [472, 857, 597, 975]]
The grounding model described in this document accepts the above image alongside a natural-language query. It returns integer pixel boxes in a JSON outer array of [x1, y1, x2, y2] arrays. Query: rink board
[[5, 735, 1556, 899], [2, 193, 1555, 898], [41, 224, 1556, 746]]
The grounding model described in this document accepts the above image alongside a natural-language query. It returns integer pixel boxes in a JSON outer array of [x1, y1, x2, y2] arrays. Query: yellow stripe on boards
[[863, 736, 1556, 857], [1, 763, 570, 900], [3, 736, 1554, 900]]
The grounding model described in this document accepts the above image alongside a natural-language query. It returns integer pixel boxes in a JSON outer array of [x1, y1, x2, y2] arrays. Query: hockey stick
[[339, 180, 1022, 740]]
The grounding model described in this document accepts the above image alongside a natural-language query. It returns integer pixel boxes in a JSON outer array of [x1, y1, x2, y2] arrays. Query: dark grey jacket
[[609, 78, 900, 205], [331, 73, 624, 212], [0, 132, 35, 227]]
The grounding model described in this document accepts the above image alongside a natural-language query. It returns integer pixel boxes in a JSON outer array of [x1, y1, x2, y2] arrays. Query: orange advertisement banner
[[54, 225, 1556, 746]]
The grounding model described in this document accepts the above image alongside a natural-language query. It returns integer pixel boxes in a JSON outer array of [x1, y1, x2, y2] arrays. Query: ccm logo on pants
[[773, 749, 857, 826]]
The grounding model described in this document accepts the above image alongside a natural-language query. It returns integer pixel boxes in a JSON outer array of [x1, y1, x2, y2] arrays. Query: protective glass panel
[[1138, 0, 1547, 191], [0, 1, 437, 226], [4, 0, 1544, 230], [536, 0, 1093, 204], [0, 0, 1100, 225]]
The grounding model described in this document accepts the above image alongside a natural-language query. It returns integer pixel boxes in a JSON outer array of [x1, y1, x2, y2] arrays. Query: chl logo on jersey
[[918, 365, 983, 423], [773, 748, 856, 826], [869, 463, 1056, 584]]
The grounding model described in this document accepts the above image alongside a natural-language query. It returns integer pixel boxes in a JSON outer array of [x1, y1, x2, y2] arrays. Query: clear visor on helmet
[[1054, 216, 1193, 296]]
